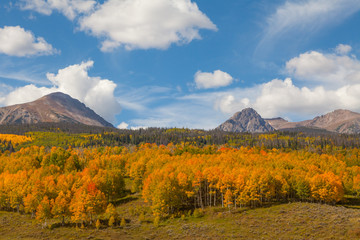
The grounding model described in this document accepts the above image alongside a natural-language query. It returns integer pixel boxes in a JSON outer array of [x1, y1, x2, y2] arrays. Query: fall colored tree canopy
[[0, 132, 359, 226]]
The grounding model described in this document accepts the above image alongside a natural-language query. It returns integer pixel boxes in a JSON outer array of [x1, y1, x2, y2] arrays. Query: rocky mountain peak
[[230, 108, 259, 120], [217, 108, 274, 133]]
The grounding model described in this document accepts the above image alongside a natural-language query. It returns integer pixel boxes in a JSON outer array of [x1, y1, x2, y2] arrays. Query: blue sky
[[1, 0, 360, 129]]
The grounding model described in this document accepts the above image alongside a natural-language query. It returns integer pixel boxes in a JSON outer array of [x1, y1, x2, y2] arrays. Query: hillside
[[0, 92, 113, 128], [1, 202, 359, 239]]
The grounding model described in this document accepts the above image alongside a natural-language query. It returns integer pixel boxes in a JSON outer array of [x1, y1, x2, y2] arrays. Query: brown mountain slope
[[0, 92, 114, 127], [217, 108, 274, 133], [264, 117, 288, 130], [266, 109, 360, 134]]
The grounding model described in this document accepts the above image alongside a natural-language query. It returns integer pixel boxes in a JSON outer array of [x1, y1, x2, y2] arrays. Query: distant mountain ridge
[[0, 92, 114, 128], [267, 109, 360, 134], [218, 108, 360, 134]]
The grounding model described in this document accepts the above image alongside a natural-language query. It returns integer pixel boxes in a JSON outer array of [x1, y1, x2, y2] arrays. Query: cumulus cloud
[[117, 122, 129, 129], [19, 0, 96, 20], [258, 0, 360, 49], [213, 45, 360, 119], [286, 44, 360, 86], [0, 26, 58, 57], [195, 70, 233, 89], [335, 44, 352, 55], [1, 61, 120, 122], [214, 95, 250, 114], [4, 84, 56, 106], [195, 44, 360, 123], [79, 0, 217, 51], [211, 76, 360, 122]]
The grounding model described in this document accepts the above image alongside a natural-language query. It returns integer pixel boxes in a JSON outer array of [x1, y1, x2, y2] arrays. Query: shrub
[[108, 216, 115, 227], [95, 219, 101, 230], [139, 213, 145, 223], [153, 216, 160, 227], [192, 208, 205, 218], [120, 217, 126, 227]]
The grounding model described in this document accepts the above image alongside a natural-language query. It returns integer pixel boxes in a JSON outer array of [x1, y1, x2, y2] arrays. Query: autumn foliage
[[0, 132, 359, 224]]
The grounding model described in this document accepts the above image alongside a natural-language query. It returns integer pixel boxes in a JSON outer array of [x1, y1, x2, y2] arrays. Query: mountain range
[[1, 92, 359, 134], [218, 108, 360, 134], [0, 92, 113, 128]]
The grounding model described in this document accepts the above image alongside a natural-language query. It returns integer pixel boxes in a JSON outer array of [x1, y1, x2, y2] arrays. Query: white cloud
[[0, 26, 58, 57], [4, 84, 56, 106], [19, 0, 96, 20], [286, 45, 360, 86], [213, 45, 360, 120], [259, 0, 360, 49], [214, 95, 250, 114], [79, 0, 217, 51], [253, 78, 333, 118], [335, 44, 352, 55], [117, 122, 129, 129], [0, 84, 14, 106], [1, 61, 120, 122], [211, 76, 360, 122], [194, 70, 233, 89]]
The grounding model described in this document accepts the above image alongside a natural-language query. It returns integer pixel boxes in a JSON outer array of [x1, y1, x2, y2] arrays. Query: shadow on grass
[[113, 195, 139, 205], [340, 195, 360, 209]]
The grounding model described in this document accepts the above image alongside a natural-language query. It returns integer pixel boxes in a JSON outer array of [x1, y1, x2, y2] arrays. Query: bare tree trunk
[[221, 192, 224, 208], [235, 194, 237, 209], [214, 190, 216, 207], [199, 185, 204, 209], [208, 185, 211, 207]]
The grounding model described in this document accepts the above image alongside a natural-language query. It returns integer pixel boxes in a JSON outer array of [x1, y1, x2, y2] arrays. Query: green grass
[[1, 201, 360, 239]]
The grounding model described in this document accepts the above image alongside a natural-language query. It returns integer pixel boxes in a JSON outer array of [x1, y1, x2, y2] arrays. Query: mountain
[[303, 109, 360, 134], [264, 117, 288, 130], [266, 109, 360, 134], [219, 108, 360, 134], [217, 108, 274, 133], [0, 92, 114, 128]]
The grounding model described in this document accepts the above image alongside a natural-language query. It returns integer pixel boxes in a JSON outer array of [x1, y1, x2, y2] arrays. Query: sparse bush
[[139, 213, 145, 223], [153, 216, 160, 227], [187, 210, 192, 217], [108, 216, 115, 227], [120, 217, 126, 227], [95, 219, 101, 230], [192, 208, 205, 218]]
